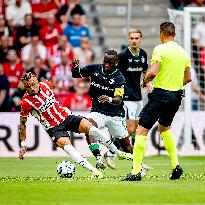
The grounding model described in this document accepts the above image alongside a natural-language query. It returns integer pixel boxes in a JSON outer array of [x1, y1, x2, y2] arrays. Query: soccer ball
[[56, 160, 75, 178]]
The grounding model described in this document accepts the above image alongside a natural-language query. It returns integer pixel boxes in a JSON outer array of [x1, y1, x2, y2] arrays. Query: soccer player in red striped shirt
[[19, 72, 132, 178]]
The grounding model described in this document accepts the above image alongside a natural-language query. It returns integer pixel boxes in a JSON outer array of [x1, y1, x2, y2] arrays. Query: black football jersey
[[72, 64, 125, 117], [118, 47, 148, 101]]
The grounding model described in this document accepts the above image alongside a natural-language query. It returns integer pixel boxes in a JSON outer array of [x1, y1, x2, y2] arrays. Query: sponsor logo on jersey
[[141, 56, 145, 63], [128, 59, 132, 63], [91, 81, 114, 91], [39, 96, 55, 112], [127, 67, 143, 72], [109, 78, 115, 84]]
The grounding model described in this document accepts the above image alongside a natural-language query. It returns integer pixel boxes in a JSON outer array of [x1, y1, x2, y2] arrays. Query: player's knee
[[56, 137, 71, 149], [136, 125, 149, 136], [89, 126, 101, 141], [88, 118, 98, 128], [158, 124, 170, 134], [128, 127, 136, 135], [79, 118, 93, 134], [86, 134, 97, 144]]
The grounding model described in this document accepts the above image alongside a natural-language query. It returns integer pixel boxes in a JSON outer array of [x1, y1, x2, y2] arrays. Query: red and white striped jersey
[[20, 80, 71, 130]]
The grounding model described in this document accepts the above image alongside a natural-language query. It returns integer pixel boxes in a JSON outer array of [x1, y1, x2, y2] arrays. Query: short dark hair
[[21, 72, 36, 82], [160, 22, 175, 37], [128, 28, 142, 37], [104, 49, 118, 58]]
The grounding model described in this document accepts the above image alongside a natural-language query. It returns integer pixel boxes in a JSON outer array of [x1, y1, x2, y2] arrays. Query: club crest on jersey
[[141, 56, 145, 63], [109, 78, 115, 84]]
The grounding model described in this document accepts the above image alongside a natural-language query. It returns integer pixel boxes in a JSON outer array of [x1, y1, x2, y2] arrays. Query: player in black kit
[[119, 28, 151, 142], [72, 50, 133, 169], [103, 29, 152, 170]]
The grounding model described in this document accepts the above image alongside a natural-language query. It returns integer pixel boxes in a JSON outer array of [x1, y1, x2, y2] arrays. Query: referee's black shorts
[[139, 88, 183, 130]]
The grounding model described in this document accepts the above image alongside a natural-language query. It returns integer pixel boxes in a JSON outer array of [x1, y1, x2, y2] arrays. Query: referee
[[123, 22, 192, 181]]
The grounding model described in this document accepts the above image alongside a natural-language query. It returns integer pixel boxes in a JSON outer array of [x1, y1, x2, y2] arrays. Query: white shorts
[[124, 100, 143, 120], [87, 112, 128, 139]]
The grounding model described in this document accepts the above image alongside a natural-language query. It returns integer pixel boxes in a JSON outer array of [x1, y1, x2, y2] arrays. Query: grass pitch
[[0, 156, 205, 205]]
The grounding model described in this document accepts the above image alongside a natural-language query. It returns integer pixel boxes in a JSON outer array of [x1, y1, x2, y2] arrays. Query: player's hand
[[98, 95, 109, 104], [72, 58, 80, 69], [19, 146, 27, 160], [141, 79, 149, 88], [146, 81, 153, 93]]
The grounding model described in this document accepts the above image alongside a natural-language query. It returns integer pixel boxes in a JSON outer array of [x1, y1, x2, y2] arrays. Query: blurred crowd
[[0, 0, 94, 112], [170, 0, 205, 110], [170, 0, 205, 10]]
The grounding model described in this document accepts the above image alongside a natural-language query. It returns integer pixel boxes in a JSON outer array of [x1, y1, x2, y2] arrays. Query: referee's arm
[[142, 62, 160, 86], [183, 67, 192, 85]]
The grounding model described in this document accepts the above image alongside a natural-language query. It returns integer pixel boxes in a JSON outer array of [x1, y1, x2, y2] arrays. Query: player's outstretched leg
[[86, 135, 107, 170], [56, 137, 103, 179], [160, 129, 183, 180], [122, 134, 147, 181], [89, 126, 133, 160]]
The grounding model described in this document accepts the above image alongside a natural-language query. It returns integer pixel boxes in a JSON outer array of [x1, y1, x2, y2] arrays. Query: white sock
[[106, 150, 116, 157], [96, 155, 104, 163], [63, 144, 96, 172], [89, 126, 121, 155]]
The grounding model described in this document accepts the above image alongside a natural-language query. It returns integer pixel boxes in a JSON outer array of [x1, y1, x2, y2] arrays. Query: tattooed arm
[[19, 115, 27, 160]]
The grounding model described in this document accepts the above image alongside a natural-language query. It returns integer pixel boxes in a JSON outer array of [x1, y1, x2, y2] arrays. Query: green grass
[[0, 156, 205, 205]]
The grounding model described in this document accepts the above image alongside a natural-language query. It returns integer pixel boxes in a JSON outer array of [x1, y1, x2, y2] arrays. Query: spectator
[[74, 36, 94, 66], [0, 0, 6, 16], [21, 34, 47, 70], [16, 13, 40, 51], [63, 13, 91, 48], [192, 16, 205, 50], [27, 56, 50, 81], [32, 0, 58, 27], [51, 50, 73, 94], [186, 0, 205, 7], [64, 78, 91, 111], [192, 16, 205, 93], [0, 35, 15, 63], [59, 0, 86, 27], [39, 13, 62, 50], [190, 67, 205, 110], [5, 0, 32, 27], [170, 0, 184, 9], [3, 49, 24, 96], [0, 63, 10, 111], [0, 14, 13, 46], [11, 81, 24, 111], [47, 34, 74, 67]]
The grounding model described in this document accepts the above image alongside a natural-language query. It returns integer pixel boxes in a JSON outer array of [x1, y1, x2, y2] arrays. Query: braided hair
[[104, 49, 118, 58], [21, 72, 36, 82]]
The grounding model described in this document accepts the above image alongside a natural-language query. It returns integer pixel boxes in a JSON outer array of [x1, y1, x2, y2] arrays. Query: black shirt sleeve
[[71, 5, 85, 16], [72, 64, 96, 78], [118, 52, 128, 73], [142, 50, 149, 72], [60, 4, 85, 16], [115, 71, 125, 88]]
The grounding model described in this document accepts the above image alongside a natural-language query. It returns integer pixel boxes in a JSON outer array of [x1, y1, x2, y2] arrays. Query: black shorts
[[46, 115, 84, 144], [139, 88, 183, 130]]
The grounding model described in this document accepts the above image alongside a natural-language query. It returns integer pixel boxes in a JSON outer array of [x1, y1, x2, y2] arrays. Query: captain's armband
[[114, 87, 124, 97]]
